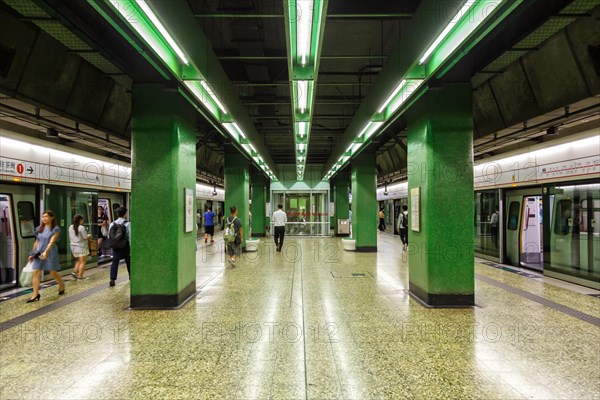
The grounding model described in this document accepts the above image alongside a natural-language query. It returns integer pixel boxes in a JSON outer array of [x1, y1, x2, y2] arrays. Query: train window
[[17, 201, 36, 238], [553, 200, 572, 235], [507, 201, 520, 230]]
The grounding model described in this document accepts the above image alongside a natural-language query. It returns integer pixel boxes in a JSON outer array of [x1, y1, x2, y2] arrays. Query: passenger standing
[[204, 207, 216, 243], [26, 210, 65, 302], [97, 206, 109, 258], [218, 209, 224, 230], [226, 206, 243, 265], [398, 205, 409, 249], [69, 214, 91, 279], [272, 204, 287, 252], [490, 206, 499, 249], [108, 207, 131, 287], [196, 210, 202, 237], [378, 209, 386, 231]]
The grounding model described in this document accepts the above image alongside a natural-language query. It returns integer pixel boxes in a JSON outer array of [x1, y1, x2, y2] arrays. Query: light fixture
[[183, 81, 220, 118], [200, 80, 227, 114], [418, 0, 477, 65], [212, 185, 217, 196], [297, 80, 309, 113], [386, 79, 424, 115], [296, 0, 314, 65], [134, 0, 189, 65], [383, 184, 388, 196], [46, 127, 58, 138], [298, 143, 306, 153], [379, 79, 406, 113], [546, 126, 559, 136], [222, 122, 246, 141], [298, 121, 308, 138]]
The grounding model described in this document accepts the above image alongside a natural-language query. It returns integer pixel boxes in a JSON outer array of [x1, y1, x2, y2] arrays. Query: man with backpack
[[224, 206, 243, 265], [108, 207, 131, 286], [398, 204, 409, 250]]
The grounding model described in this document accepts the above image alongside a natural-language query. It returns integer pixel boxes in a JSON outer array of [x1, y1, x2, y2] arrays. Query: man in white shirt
[[272, 204, 287, 252]]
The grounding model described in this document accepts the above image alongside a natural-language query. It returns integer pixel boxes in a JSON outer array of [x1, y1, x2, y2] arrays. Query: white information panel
[[266, 202, 271, 217], [410, 187, 420, 232], [185, 188, 194, 233]]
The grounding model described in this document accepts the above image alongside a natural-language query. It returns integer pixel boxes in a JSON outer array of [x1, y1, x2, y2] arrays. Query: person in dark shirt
[[226, 206, 243, 265]]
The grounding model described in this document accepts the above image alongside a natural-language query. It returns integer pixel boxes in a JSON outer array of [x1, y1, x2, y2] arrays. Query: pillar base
[[409, 282, 474, 308], [356, 246, 377, 252], [130, 281, 197, 310]]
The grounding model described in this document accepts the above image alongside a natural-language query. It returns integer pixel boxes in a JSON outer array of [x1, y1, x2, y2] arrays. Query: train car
[[0, 130, 224, 291], [377, 128, 599, 289]]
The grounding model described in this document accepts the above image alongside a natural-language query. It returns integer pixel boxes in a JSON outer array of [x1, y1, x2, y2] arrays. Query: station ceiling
[[0, 0, 599, 185]]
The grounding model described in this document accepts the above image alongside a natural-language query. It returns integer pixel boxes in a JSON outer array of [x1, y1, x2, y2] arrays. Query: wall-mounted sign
[[410, 187, 420, 232], [185, 188, 194, 233]]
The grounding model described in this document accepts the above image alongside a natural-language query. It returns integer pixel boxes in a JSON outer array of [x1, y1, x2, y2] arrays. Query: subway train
[[0, 130, 224, 291], [378, 129, 599, 289]]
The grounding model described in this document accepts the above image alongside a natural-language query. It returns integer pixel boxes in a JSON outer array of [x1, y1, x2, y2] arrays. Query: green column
[[130, 84, 197, 309], [351, 153, 377, 251], [407, 84, 474, 307], [251, 173, 268, 237], [225, 152, 249, 249], [333, 172, 350, 236]]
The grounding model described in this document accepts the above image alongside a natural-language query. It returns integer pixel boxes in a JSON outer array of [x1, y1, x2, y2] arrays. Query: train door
[[0, 194, 16, 289], [520, 196, 543, 270], [505, 189, 544, 270]]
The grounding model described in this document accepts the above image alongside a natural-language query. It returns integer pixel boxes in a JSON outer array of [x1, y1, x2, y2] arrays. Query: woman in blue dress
[[26, 210, 65, 302]]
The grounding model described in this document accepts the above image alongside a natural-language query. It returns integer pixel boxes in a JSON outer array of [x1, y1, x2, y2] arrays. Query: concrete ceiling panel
[[66, 61, 114, 125], [0, 9, 37, 92], [18, 32, 81, 110], [99, 83, 131, 134], [473, 82, 506, 137], [489, 62, 540, 127], [522, 32, 590, 113], [566, 6, 600, 96]]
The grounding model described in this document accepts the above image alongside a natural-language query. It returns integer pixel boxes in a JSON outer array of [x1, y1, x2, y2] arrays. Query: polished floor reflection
[[1, 234, 599, 399]]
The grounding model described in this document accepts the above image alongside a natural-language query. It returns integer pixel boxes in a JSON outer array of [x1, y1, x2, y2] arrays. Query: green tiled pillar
[[333, 172, 350, 236], [251, 173, 268, 237], [407, 84, 474, 307], [130, 84, 197, 309], [351, 153, 377, 251], [225, 152, 249, 249]]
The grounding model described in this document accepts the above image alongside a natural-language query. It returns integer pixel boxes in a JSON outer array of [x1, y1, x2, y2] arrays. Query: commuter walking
[[108, 207, 131, 287], [378, 209, 386, 231], [204, 207, 216, 243], [26, 210, 65, 302], [272, 204, 287, 252], [69, 214, 91, 279], [225, 206, 243, 265], [398, 205, 409, 249]]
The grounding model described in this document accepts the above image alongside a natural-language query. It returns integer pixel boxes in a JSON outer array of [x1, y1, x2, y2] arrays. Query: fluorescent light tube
[[298, 121, 308, 138], [418, 0, 476, 65], [200, 80, 227, 114], [298, 143, 306, 152], [364, 122, 383, 139], [135, 0, 189, 65], [387, 79, 424, 115], [297, 0, 314, 65], [297, 80, 309, 113], [378, 80, 406, 113]]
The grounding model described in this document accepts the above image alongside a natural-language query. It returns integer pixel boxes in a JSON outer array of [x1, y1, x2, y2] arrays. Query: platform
[[1, 233, 599, 399]]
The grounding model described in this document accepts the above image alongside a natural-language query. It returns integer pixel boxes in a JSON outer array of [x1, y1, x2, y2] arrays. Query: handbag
[[19, 261, 34, 287], [101, 225, 109, 236]]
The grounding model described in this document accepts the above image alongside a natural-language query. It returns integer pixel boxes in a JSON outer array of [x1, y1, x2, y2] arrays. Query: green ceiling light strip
[[90, 0, 277, 181], [324, 0, 509, 181], [286, 0, 327, 181]]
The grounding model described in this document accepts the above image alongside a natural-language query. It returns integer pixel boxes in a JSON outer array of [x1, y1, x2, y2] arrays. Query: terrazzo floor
[[1, 233, 599, 399]]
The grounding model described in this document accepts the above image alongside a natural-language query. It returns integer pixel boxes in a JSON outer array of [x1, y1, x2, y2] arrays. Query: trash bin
[[337, 219, 350, 235]]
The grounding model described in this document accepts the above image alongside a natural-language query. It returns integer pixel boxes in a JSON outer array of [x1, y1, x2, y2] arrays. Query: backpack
[[109, 222, 128, 249], [223, 217, 238, 244], [399, 211, 409, 229]]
